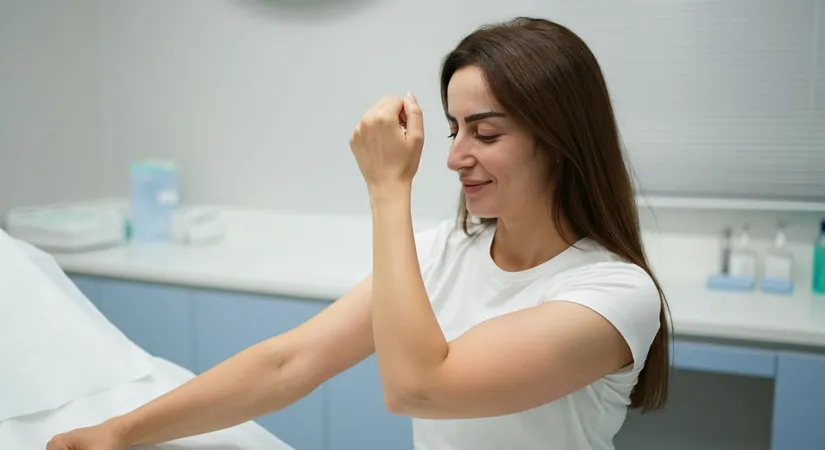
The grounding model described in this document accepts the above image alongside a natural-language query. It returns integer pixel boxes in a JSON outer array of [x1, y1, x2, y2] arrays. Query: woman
[[48, 17, 669, 450]]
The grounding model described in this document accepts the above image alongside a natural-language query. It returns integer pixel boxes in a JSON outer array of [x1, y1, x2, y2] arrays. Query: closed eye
[[447, 131, 500, 143], [476, 134, 500, 144]]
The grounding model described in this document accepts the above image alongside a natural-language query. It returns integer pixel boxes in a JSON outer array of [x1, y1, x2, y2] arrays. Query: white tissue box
[[4, 203, 126, 252]]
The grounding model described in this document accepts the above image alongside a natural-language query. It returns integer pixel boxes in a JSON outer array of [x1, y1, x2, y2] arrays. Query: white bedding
[[1, 231, 295, 449], [0, 231, 154, 421], [0, 356, 294, 450]]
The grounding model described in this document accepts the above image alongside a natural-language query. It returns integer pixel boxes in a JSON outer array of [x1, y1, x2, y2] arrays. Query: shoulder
[[555, 259, 661, 322], [553, 239, 660, 298], [414, 218, 481, 266], [548, 241, 663, 372], [413, 218, 460, 247]]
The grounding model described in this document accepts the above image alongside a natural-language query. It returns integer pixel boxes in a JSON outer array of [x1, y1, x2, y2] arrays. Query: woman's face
[[445, 65, 550, 220]]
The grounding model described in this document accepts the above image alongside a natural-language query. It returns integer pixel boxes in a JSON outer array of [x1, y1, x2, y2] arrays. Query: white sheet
[[0, 231, 154, 421], [0, 356, 295, 450], [1, 234, 295, 449]]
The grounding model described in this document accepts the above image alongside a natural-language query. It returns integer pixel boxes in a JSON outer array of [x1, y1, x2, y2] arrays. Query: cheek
[[483, 147, 542, 188], [475, 153, 511, 182]]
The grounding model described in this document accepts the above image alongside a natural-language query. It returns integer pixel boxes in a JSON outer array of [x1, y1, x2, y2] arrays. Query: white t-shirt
[[411, 219, 662, 450]]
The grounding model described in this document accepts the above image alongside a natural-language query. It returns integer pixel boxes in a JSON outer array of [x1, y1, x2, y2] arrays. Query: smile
[[462, 181, 492, 195]]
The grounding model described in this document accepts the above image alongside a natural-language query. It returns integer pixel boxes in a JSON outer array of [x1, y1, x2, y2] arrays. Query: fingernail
[[406, 92, 417, 103]]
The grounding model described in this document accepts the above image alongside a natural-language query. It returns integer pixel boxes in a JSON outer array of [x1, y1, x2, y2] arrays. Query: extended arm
[[49, 275, 375, 448]]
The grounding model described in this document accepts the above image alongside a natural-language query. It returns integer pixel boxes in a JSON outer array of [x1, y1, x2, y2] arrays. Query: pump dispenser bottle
[[762, 223, 794, 294]]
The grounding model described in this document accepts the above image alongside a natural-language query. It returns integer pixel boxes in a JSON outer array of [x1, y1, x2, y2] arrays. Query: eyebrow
[[446, 111, 507, 124]]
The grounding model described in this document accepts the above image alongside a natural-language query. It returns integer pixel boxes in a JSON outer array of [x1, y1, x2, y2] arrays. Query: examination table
[[0, 231, 295, 450]]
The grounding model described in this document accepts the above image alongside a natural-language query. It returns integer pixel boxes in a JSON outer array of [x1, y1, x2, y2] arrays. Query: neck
[[489, 207, 579, 272]]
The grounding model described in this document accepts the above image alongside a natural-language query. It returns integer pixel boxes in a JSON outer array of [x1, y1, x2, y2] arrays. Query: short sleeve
[[551, 262, 662, 372]]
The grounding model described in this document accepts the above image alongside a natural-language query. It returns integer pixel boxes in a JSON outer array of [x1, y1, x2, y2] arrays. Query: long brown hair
[[440, 17, 670, 412]]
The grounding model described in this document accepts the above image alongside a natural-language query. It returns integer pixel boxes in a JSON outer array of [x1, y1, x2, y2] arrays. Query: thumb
[[403, 92, 424, 143]]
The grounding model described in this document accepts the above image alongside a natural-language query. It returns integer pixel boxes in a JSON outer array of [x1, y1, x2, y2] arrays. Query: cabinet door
[[672, 340, 776, 378], [328, 355, 413, 450], [194, 290, 328, 450], [97, 279, 196, 372], [772, 351, 825, 450]]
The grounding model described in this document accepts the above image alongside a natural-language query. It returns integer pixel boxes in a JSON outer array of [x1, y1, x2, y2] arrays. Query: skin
[[350, 65, 633, 418], [46, 65, 632, 450], [444, 66, 575, 270]]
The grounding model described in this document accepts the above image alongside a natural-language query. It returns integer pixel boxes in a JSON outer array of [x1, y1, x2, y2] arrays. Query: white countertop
[[52, 209, 399, 301], [49, 207, 825, 350]]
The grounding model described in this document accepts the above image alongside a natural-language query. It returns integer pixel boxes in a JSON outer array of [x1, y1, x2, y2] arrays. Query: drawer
[[672, 340, 776, 378]]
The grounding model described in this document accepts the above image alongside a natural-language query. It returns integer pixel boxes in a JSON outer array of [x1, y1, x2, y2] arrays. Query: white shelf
[[636, 195, 825, 213]]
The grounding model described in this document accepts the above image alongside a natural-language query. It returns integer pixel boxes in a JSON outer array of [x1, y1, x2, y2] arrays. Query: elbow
[[383, 383, 431, 415], [383, 390, 408, 415], [258, 339, 319, 397]]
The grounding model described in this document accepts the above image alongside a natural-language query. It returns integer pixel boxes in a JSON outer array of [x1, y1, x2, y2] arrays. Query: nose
[[446, 133, 475, 172]]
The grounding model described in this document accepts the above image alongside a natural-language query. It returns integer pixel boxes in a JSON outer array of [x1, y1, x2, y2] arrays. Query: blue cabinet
[[96, 279, 197, 372], [69, 274, 101, 305], [672, 340, 777, 378], [193, 289, 329, 450], [771, 351, 825, 450], [328, 354, 413, 450]]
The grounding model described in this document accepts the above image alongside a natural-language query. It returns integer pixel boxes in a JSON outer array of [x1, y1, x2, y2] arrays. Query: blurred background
[[2, 0, 822, 217], [1, 1, 823, 450]]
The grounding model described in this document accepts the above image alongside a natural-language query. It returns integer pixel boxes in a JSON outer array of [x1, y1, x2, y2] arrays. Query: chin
[[465, 202, 499, 220]]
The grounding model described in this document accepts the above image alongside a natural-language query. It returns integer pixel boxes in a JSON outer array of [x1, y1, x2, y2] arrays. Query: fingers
[[349, 122, 361, 149], [375, 96, 404, 130], [354, 94, 423, 143], [45, 435, 64, 450], [403, 92, 424, 144]]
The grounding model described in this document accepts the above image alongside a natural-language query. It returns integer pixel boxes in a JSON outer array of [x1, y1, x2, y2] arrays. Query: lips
[[462, 180, 491, 195]]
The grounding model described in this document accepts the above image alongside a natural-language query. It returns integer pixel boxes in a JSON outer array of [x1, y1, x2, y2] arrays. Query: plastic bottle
[[719, 226, 732, 275], [813, 219, 825, 295], [729, 224, 756, 280], [762, 222, 794, 294]]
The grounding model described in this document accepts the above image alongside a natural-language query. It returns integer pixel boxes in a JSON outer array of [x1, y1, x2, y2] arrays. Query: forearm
[[370, 186, 448, 394], [109, 336, 313, 446]]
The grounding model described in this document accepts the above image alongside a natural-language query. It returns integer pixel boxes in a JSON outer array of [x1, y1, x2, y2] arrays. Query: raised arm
[[48, 275, 375, 449]]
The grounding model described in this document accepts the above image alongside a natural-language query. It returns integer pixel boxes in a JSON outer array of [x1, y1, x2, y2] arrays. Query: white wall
[[93, 0, 555, 219], [3, 0, 822, 219], [0, 0, 107, 214]]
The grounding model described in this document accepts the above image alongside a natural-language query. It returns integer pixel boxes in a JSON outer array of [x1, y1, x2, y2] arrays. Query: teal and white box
[[130, 160, 180, 242]]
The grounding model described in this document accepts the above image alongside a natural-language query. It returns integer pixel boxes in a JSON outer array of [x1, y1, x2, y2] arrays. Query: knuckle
[[364, 115, 380, 128], [378, 113, 394, 125]]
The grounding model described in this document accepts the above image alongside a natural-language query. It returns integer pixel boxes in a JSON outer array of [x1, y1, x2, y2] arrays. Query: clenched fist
[[349, 93, 425, 192]]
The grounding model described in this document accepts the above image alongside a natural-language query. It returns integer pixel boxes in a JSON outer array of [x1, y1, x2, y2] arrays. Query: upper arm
[[271, 274, 375, 387], [264, 220, 450, 389], [401, 263, 661, 419]]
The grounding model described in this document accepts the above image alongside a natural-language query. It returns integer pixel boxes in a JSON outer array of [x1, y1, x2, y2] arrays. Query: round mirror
[[239, 0, 379, 19]]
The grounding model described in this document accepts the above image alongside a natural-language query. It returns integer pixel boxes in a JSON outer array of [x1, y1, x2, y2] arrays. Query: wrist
[[368, 182, 412, 207], [105, 414, 139, 446]]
